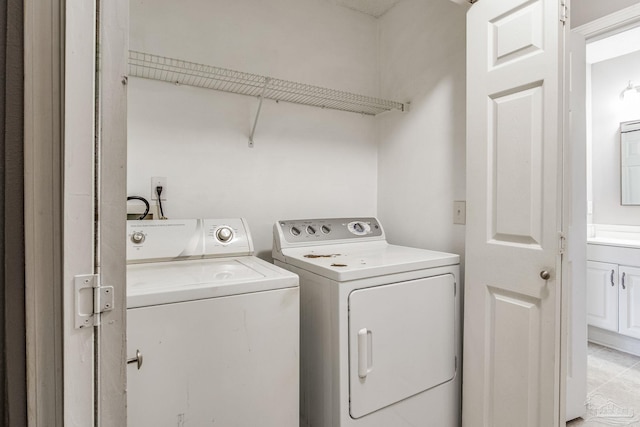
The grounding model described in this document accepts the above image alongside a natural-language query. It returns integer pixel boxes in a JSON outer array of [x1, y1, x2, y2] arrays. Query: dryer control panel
[[274, 217, 384, 247]]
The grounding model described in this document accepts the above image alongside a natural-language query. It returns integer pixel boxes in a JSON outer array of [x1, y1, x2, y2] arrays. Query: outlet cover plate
[[151, 176, 167, 201]]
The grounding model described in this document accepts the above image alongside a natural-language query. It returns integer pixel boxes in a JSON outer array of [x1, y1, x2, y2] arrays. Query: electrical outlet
[[453, 200, 466, 225], [151, 177, 167, 201]]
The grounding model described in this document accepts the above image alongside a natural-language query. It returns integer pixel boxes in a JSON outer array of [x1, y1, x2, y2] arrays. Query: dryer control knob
[[131, 231, 145, 244], [348, 221, 371, 236], [290, 226, 301, 236], [307, 225, 317, 235], [216, 226, 234, 243]]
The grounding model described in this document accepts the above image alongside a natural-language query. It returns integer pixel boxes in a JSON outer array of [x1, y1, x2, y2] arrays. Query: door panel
[[490, 1, 543, 67], [586, 261, 618, 331], [619, 266, 640, 339], [491, 83, 543, 245], [348, 275, 455, 419], [487, 289, 541, 426], [464, 0, 565, 425]]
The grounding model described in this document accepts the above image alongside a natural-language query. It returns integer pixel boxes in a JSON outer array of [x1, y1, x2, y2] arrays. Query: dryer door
[[348, 274, 456, 419]]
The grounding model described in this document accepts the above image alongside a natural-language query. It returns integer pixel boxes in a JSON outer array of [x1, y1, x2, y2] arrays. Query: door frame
[[565, 6, 640, 422], [563, 27, 588, 422], [25, 0, 129, 425], [94, 0, 129, 424]]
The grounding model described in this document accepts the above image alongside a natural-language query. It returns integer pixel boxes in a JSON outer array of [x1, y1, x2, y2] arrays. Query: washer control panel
[[127, 218, 253, 263], [276, 217, 383, 244]]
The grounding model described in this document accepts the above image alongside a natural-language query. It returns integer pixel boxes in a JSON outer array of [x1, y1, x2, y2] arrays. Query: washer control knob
[[307, 225, 317, 235], [290, 226, 301, 236], [131, 231, 145, 244], [321, 225, 331, 234], [216, 226, 234, 243]]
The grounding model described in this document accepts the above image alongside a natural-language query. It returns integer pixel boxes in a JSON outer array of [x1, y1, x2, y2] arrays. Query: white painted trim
[[63, 1, 97, 425], [96, 0, 128, 425], [573, 4, 640, 39], [564, 30, 589, 423]]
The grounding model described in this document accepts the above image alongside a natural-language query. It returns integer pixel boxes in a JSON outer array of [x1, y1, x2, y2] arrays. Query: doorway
[[569, 15, 640, 426]]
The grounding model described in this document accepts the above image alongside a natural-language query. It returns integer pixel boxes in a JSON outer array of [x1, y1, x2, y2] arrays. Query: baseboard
[[588, 325, 640, 356]]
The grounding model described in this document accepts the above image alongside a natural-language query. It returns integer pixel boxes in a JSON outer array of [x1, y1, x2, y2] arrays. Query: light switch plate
[[453, 201, 466, 225]]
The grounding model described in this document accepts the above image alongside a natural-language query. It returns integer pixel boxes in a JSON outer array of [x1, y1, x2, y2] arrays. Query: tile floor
[[567, 342, 640, 427]]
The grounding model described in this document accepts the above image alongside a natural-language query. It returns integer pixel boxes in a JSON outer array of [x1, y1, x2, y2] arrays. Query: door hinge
[[558, 232, 567, 255], [74, 274, 114, 329], [560, 0, 568, 25]]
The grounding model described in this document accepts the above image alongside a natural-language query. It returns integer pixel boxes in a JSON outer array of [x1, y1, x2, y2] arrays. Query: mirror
[[621, 120, 640, 205]]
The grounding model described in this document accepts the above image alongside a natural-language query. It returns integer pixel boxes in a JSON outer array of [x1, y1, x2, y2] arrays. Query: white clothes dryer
[[126, 218, 299, 427], [273, 217, 461, 427]]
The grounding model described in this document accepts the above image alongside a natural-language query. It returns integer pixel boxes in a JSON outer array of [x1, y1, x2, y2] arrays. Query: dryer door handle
[[358, 328, 373, 379]]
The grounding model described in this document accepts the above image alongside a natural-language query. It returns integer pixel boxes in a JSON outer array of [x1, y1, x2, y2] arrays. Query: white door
[[64, 0, 128, 425], [619, 266, 640, 339], [463, 0, 566, 426], [586, 261, 618, 331], [348, 275, 456, 419]]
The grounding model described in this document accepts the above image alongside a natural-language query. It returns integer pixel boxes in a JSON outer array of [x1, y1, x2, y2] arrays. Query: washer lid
[[127, 256, 298, 308], [279, 241, 459, 282]]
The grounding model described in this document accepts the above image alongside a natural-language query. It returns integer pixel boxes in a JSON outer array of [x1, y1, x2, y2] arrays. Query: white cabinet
[[587, 244, 640, 342], [586, 261, 618, 331], [619, 266, 640, 339]]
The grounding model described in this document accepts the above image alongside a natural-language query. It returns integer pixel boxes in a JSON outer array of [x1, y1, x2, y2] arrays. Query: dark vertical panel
[[1, 0, 26, 423], [0, 0, 7, 421]]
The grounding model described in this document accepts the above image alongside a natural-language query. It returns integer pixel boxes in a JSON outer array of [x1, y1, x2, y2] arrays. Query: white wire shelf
[[128, 51, 405, 116]]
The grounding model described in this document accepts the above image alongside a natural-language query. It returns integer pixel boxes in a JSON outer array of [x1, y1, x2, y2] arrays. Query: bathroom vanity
[[586, 225, 640, 355]]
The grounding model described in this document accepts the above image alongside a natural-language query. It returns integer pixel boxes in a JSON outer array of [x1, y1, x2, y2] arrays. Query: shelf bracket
[[248, 78, 270, 148]]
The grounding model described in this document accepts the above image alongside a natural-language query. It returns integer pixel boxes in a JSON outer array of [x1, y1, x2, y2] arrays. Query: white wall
[[572, 0, 640, 29], [590, 50, 640, 225], [376, 0, 466, 259], [128, 0, 381, 257], [129, 0, 466, 258]]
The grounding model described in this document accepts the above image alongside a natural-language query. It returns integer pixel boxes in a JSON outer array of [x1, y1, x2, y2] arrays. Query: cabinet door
[[586, 261, 618, 331], [619, 266, 640, 339]]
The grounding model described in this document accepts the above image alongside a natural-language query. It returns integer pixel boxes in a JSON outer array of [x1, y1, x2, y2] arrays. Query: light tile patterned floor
[[567, 343, 640, 427]]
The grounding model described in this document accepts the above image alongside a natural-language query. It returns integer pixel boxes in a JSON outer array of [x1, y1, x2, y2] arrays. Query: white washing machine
[[273, 217, 461, 427], [126, 218, 299, 427]]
